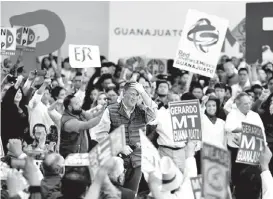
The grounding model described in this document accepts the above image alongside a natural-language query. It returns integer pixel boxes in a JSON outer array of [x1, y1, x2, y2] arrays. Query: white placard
[[173, 9, 229, 78], [14, 26, 39, 51], [1, 27, 17, 55], [69, 44, 101, 68]]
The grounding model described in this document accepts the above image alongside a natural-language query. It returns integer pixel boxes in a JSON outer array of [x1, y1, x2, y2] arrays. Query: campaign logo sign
[[124, 56, 146, 72], [190, 175, 202, 199], [202, 142, 230, 199], [15, 26, 38, 51], [88, 125, 126, 178], [231, 18, 246, 54], [169, 99, 202, 142], [146, 58, 167, 76], [140, 129, 161, 174], [69, 44, 101, 68], [1, 27, 16, 56], [174, 9, 229, 78], [236, 122, 265, 165]]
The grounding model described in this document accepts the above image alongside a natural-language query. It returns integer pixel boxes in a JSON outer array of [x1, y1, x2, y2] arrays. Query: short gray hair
[[235, 92, 249, 103]]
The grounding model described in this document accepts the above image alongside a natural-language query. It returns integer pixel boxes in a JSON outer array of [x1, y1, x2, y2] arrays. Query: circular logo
[[207, 166, 224, 191], [187, 18, 219, 53], [147, 59, 165, 74]]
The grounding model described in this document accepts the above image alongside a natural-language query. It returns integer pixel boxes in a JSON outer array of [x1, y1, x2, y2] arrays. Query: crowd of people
[[1, 49, 273, 199]]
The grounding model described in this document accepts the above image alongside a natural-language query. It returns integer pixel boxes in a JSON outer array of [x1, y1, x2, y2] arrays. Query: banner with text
[[15, 26, 39, 51], [1, 27, 17, 56], [169, 99, 202, 142], [69, 44, 101, 68], [173, 9, 229, 78], [65, 153, 90, 167], [190, 175, 202, 199], [236, 122, 265, 165], [202, 142, 230, 199], [88, 125, 126, 178]]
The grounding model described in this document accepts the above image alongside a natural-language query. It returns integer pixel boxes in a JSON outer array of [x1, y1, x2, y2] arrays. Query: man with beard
[[60, 94, 103, 158], [154, 79, 170, 106]]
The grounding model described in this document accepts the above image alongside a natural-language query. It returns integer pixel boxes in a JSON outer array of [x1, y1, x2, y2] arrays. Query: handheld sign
[[69, 44, 101, 68], [169, 99, 202, 142], [15, 26, 39, 51], [236, 122, 265, 165], [190, 175, 202, 199], [1, 27, 16, 56], [231, 18, 246, 54], [173, 9, 229, 78], [65, 153, 90, 167], [88, 125, 126, 179], [146, 58, 167, 76], [139, 129, 161, 174], [202, 142, 230, 199], [124, 56, 146, 72]]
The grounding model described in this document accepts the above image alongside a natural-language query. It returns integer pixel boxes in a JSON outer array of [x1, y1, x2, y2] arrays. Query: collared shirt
[[28, 91, 54, 137], [156, 107, 187, 148], [225, 108, 266, 148], [122, 101, 135, 118]]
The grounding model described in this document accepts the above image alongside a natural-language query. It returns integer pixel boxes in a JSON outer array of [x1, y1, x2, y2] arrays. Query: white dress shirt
[[28, 92, 54, 137], [225, 108, 266, 148], [156, 107, 186, 148], [201, 114, 226, 149], [261, 170, 273, 199]]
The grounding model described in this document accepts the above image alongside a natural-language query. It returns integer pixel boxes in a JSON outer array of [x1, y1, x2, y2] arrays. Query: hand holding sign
[[236, 122, 265, 165], [69, 45, 101, 68], [260, 146, 272, 172]]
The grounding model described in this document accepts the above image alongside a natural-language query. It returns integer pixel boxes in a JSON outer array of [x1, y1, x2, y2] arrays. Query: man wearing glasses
[[95, 81, 157, 195]]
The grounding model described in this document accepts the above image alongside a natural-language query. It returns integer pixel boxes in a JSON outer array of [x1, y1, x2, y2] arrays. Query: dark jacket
[[60, 110, 90, 158], [108, 102, 155, 168], [41, 175, 62, 199]]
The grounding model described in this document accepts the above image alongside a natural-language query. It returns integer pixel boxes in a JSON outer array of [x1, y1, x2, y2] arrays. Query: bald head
[[43, 153, 65, 176]]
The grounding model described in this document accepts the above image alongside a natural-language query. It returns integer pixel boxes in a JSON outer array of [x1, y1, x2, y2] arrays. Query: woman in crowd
[[82, 87, 99, 111], [1, 85, 28, 154], [201, 96, 226, 149]]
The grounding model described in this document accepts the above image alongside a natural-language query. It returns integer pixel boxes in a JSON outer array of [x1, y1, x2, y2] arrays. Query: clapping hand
[[7, 139, 23, 158]]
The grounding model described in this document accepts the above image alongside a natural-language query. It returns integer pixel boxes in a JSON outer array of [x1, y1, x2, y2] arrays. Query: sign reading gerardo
[[173, 9, 229, 78], [202, 142, 230, 199], [169, 99, 202, 142], [236, 122, 265, 165]]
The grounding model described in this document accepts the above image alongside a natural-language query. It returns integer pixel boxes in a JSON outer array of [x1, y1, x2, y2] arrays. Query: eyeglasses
[[126, 92, 139, 98]]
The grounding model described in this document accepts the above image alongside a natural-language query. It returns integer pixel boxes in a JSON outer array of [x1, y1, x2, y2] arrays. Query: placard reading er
[[69, 44, 101, 68]]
